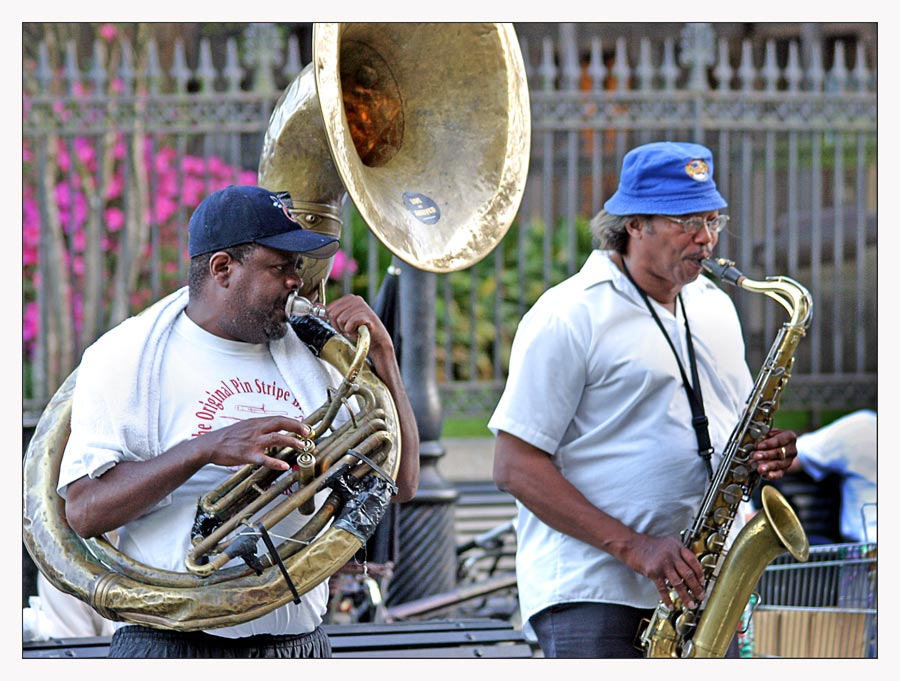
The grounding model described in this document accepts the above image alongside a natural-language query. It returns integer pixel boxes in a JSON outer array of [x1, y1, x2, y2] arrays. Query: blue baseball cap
[[603, 141, 728, 216], [188, 185, 340, 258]]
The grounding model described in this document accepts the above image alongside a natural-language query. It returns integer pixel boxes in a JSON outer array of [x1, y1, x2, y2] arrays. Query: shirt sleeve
[[489, 293, 589, 455], [57, 344, 128, 498]]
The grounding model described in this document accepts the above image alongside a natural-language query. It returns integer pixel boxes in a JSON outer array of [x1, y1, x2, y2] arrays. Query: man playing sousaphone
[[57, 185, 419, 657]]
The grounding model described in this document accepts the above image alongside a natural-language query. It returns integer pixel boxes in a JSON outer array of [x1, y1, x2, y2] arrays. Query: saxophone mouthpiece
[[702, 258, 745, 287]]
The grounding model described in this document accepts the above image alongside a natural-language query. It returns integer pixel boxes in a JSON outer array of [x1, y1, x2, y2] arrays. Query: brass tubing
[[185, 423, 391, 576], [200, 445, 305, 517], [251, 430, 392, 533], [186, 468, 316, 567], [315, 415, 387, 470], [295, 451, 317, 515], [690, 487, 809, 657]]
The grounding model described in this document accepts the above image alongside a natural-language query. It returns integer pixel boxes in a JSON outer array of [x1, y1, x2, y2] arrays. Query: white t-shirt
[[60, 311, 348, 638], [489, 250, 754, 629]]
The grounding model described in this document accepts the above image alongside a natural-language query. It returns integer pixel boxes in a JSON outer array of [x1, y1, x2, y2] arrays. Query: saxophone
[[638, 258, 813, 658]]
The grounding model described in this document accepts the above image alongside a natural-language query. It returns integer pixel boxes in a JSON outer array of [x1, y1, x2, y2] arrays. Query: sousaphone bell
[[259, 22, 531, 294]]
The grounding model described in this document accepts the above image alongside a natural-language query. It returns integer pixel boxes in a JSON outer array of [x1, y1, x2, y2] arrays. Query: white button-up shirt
[[489, 250, 753, 628]]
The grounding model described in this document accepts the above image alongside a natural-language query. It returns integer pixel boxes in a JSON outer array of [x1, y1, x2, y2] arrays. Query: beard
[[260, 314, 288, 342], [225, 297, 289, 344]]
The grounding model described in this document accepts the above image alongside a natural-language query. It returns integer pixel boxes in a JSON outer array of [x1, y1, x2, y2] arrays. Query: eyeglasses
[[657, 214, 730, 235]]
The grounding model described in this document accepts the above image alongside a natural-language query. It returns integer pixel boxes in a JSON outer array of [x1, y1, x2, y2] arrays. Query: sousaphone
[[259, 22, 531, 292], [23, 22, 530, 631]]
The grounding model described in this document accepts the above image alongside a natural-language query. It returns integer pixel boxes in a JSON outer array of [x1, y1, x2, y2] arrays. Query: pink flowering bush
[[328, 249, 358, 280], [23, 23, 361, 400], [22, 136, 358, 369]]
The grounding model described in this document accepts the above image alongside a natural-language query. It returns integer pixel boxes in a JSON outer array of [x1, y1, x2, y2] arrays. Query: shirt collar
[[581, 249, 632, 296]]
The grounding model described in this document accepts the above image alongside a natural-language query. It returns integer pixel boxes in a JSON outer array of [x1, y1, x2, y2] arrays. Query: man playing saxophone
[[490, 141, 797, 658], [56, 185, 419, 657]]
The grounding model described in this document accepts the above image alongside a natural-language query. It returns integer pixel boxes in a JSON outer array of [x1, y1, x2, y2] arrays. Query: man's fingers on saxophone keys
[[662, 575, 701, 609], [656, 579, 674, 606]]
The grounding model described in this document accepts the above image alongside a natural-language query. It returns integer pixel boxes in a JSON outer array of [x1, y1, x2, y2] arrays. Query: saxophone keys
[[722, 483, 744, 505], [675, 609, 697, 636], [748, 420, 771, 440], [713, 507, 732, 526], [700, 553, 719, 571], [730, 464, 751, 483], [705, 533, 726, 552]]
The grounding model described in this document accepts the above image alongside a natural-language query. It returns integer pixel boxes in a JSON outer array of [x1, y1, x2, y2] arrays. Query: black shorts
[[108, 624, 332, 658]]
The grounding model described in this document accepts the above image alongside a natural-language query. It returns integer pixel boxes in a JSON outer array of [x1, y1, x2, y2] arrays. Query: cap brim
[[255, 230, 341, 259]]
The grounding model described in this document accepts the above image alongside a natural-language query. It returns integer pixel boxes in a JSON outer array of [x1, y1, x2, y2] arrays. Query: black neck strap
[[619, 257, 714, 479]]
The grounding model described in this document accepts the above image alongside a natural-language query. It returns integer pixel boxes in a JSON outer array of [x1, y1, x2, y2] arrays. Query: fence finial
[[612, 37, 630, 92], [636, 38, 654, 92], [197, 38, 216, 93], [680, 22, 715, 92], [244, 23, 281, 93], [118, 38, 136, 96], [661, 38, 679, 92], [64, 40, 81, 96], [827, 40, 849, 93], [146, 39, 163, 95], [223, 37, 244, 93], [806, 41, 824, 92], [738, 39, 757, 92], [784, 41, 802, 93], [539, 36, 557, 91], [762, 39, 780, 93], [89, 40, 107, 95], [170, 39, 190, 93], [713, 37, 733, 92], [283, 33, 303, 81], [852, 42, 871, 93], [559, 23, 580, 91], [586, 37, 605, 91]]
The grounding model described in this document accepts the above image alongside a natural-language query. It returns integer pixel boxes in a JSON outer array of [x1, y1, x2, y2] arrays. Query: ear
[[625, 216, 645, 238], [208, 251, 234, 287]]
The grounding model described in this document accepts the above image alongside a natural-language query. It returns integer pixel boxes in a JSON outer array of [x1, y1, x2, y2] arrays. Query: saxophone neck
[[702, 258, 813, 330]]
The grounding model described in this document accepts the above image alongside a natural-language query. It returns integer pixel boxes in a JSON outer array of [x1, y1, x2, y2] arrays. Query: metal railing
[[748, 542, 877, 658], [22, 22, 877, 426]]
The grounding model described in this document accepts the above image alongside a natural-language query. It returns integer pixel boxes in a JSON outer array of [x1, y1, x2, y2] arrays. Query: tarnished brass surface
[[258, 22, 531, 295], [22, 328, 400, 631], [689, 487, 808, 657]]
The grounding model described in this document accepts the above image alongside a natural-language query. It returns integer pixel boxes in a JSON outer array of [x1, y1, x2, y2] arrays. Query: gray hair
[[589, 210, 643, 254]]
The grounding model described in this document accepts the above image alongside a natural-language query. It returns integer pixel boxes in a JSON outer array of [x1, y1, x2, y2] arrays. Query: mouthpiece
[[702, 258, 745, 287], [285, 291, 328, 320]]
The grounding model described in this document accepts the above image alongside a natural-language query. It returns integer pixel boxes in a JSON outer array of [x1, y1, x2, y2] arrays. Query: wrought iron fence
[[22, 22, 877, 427]]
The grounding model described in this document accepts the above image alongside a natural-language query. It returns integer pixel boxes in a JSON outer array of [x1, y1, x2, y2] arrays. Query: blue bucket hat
[[189, 185, 340, 258], [603, 141, 728, 216]]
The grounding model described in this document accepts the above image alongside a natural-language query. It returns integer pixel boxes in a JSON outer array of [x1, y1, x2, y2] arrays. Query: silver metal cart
[[741, 542, 877, 658]]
